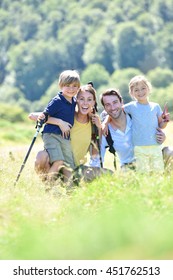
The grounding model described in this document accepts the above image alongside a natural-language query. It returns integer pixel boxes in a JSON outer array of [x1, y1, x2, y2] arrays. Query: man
[[90, 88, 171, 171]]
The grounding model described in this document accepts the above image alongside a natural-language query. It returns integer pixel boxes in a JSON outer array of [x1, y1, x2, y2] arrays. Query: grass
[[0, 121, 173, 260]]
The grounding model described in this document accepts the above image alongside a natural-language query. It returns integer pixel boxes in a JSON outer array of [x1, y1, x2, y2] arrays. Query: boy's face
[[61, 83, 79, 100]]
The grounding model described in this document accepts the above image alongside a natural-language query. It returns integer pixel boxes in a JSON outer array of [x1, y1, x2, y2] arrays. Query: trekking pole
[[14, 119, 44, 186], [94, 124, 103, 168]]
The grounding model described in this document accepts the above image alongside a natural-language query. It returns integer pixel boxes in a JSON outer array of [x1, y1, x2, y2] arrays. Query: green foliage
[[147, 67, 173, 88], [1, 0, 173, 113], [110, 68, 141, 103], [81, 63, 109, 89], [152, 84, 173, 114], [1, 164, 173, 259], [0, 102, 26, 122]]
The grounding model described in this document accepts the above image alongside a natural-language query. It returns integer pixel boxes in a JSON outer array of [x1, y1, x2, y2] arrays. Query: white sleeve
[[89, 135, 107, 167]]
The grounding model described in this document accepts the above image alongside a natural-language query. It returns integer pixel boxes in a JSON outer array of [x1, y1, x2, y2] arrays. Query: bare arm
[[28, 112, 72, 138], [46, 117, 72, 138]]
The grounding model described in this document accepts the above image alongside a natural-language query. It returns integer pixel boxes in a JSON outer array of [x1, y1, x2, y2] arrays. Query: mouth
[[81, 106, 89, 111]]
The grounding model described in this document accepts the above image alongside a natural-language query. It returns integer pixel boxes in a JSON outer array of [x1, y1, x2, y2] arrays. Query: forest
[[1, 0, 173, 118]]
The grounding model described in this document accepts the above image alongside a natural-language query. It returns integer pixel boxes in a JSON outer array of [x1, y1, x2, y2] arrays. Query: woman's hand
[[91, 114, 101, 129]]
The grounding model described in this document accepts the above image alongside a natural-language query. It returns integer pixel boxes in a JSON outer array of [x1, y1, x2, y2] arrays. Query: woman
[[29, 84, 103, 182]]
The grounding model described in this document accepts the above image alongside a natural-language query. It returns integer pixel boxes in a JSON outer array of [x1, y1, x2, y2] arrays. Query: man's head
[[100, 89, 123, 119]]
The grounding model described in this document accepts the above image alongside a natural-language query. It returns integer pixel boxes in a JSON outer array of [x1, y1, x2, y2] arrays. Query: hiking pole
[[14, 119, 44, 186], [92, 123, 103, 168]]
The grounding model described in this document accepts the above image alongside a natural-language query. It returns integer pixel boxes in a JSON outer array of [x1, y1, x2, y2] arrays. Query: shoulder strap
[[105, 128, 116, 169]]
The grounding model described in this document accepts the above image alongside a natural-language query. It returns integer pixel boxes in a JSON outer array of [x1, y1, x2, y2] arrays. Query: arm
[[46, 117, 72, 138], [101, 115, 111, 136], [28, 112, 72, 138], [28, 112, 43, 121]]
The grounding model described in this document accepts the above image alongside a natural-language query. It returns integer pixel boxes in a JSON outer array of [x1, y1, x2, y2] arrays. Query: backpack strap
[[91, 122, 103, 168], [105, 128, 116, 170]]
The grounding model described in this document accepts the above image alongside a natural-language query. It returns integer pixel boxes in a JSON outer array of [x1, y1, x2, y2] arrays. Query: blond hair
[[129, 75, 152, 96], [58, 70, 80, 88]]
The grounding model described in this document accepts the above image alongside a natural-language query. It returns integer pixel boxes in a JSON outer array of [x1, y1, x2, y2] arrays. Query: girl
[[123, 75, 169, 173]]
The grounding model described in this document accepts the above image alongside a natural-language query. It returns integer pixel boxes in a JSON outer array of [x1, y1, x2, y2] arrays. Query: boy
[[38, 69, 80, 183]]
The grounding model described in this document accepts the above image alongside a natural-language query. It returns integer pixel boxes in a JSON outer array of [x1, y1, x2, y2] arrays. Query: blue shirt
[[43, 92, 76, 138], [124, 101, 162, 146]]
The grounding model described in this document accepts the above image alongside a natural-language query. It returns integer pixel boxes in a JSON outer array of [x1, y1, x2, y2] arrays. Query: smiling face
[[77, 90, 95, 115], [131, 81, 149, 104], [129, 76, 151, 104], [103, 95, 123, 119], [61, 83, 79, 101]]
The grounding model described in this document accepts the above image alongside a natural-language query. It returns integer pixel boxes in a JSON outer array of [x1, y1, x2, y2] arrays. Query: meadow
[[0, 121, 173, 260]]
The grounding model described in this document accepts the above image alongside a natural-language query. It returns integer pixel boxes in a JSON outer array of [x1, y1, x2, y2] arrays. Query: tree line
[[0, 0, 173, 116]]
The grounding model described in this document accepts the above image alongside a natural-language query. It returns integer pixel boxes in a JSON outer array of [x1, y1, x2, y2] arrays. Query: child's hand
[[101, 122, 108, 136], [38, 112, 46, 121], [162, 103, 170, 123], [58, 120, 72, 138], [101, 115, 110, 136]]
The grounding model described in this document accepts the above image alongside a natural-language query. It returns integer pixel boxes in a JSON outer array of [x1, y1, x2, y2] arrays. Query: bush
[[0, 102, 26, 122]]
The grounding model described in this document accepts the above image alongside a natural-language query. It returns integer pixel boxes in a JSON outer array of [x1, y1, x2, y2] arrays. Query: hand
[[101, 122, 108, 136], [91, 114, 101, 129], [101, 115, 110, 136], [156, 127, 166, 144], [37, 112, 46, 121], [162, 103, 170, 123], [58, 120, 72, 138]]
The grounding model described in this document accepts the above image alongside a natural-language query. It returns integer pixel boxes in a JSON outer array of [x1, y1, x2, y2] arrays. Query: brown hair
[[100, 88, 123, 106], [77, 84, 98, 112]]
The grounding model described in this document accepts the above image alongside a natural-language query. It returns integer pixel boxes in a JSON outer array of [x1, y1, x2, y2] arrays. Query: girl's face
[[77, 90, 95, 115], [131, 81, 149, 104]]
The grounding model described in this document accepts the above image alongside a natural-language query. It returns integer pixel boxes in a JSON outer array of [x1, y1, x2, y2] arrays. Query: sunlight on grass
[[0, 121, 173, 260]]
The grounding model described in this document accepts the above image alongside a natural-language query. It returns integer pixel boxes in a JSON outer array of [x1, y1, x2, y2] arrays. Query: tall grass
[[0, 121, 173, 260]]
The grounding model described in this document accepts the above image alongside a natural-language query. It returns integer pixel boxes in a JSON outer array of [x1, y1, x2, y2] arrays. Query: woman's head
[[76, 84, 97, 115]]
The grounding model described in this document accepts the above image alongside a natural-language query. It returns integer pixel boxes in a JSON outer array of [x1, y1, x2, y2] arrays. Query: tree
[[110, 68, 141, 103], [7, 40, 68, 101], [81, 64, 109, 89], [83, 26, 115, 73], [116, 22, 159, 72], [147, 68, 173, 88]]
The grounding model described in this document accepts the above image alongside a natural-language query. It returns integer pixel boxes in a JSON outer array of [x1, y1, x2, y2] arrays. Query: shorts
[[134, 145, 164, 173], [42, 133, 75, 169]]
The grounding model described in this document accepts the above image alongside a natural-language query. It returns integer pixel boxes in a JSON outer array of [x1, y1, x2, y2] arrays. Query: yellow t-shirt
[[71, 117, 92, 166]]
